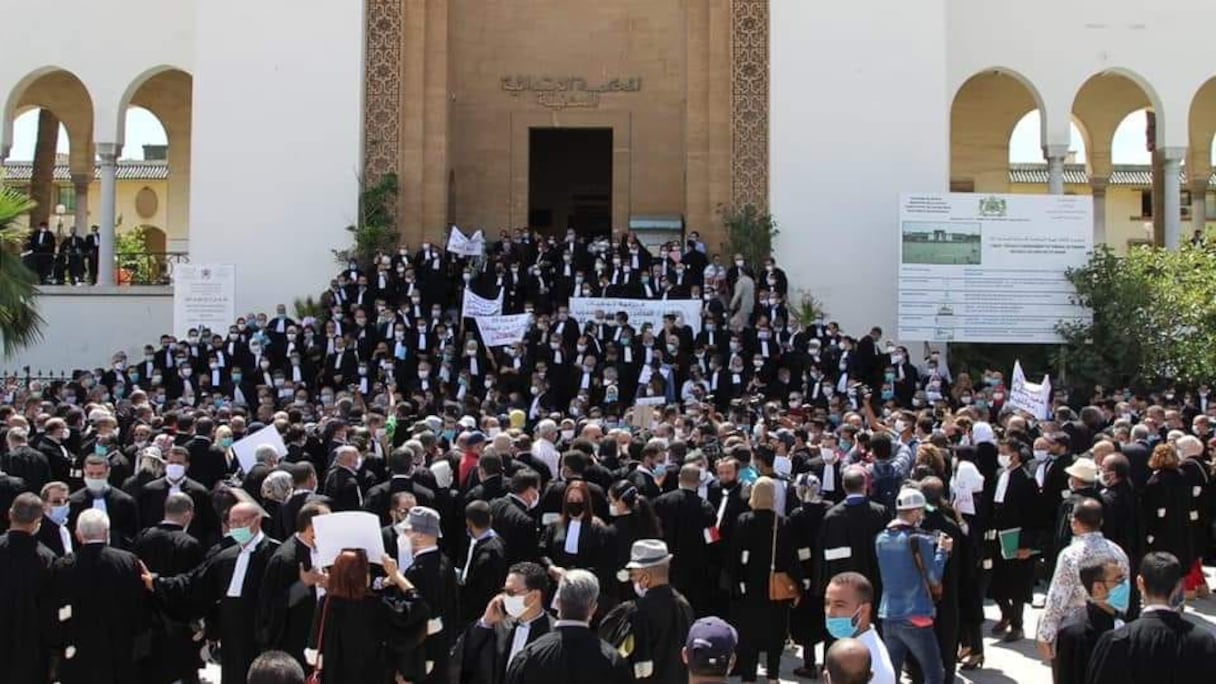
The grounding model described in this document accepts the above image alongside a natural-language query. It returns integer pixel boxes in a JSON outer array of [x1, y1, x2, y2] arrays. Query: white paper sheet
[[313, 511, 387, 567], [231, 424, 288, 474]]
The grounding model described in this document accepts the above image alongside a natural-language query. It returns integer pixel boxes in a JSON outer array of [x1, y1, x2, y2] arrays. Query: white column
[[1191, 176, 1208, 240], [1162, 147, 1185, 250], [71, 172, 90, 233], [1090, 176, 1108, 247], [1044, 144, 1069, 195], [97, 143, 118, 285]]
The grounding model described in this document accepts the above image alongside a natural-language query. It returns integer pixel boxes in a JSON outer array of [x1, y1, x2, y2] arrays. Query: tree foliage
[[1057, 243, 1216, 389], [718, 204, 779, 270], [0, 185, 45, 356], [333, 172, 401, 269]]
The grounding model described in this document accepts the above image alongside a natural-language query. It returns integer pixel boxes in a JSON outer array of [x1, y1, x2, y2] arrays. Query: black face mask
[[566, 502, 586, 518]]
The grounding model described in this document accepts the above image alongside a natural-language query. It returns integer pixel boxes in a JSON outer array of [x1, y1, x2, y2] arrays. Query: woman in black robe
[[786, 473, 832, 678], [604, 480, 663, 603], [1142, 444, 1194, 572], [308, 549, 430, 683], [538, 480, 610, 607], [728, 476, 801, 683]]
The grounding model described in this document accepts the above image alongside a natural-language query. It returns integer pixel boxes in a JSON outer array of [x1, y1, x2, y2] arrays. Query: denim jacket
[[875, 523, 948, 621]]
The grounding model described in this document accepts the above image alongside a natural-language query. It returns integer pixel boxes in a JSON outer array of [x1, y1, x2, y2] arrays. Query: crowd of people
[[22, 221, 104, 285], [1, 229, 1215, 684]]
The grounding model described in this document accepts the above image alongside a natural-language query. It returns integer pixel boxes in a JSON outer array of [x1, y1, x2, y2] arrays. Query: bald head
[[825, 638, 871, 684], [227, 502, 264, 536]]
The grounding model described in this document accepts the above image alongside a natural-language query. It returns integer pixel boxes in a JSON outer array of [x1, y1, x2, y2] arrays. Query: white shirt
[[564, 520, 583, 555], [301, 535, 326, 599], [506, 614, 544, 672], [57, 522, 74, 554], [226, 531, 265, 598], [534, 438, 559, 477], [857, 626, 897, 684]]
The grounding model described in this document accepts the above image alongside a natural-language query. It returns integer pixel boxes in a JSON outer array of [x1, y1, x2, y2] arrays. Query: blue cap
[[685, 617, 737, 669]]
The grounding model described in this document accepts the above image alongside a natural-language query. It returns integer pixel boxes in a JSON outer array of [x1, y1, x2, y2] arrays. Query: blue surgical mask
[[825, 609, 861, 640], [94, 444, 108, 456], [49, 504, 70, 526], [1106, 578, 1131, 614], [229, 526, 255, 546]]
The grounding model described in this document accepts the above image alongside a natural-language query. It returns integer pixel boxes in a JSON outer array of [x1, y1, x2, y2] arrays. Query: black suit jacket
[[133, 521, 204, 575], [273, 491, 331, 541], [458, 613, 556, 684], [137, 477, 219, 548], [35, 515, 71, 556], [489, 495, 540, 566], [68, 486, 140, 549], [2, 445, 50, 493]]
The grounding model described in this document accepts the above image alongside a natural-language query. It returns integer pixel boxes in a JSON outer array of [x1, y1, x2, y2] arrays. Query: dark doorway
[[528, 127, 612, 237]]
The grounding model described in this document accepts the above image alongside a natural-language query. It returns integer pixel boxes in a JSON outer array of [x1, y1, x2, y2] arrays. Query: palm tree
[[0, 185, 45, 356]]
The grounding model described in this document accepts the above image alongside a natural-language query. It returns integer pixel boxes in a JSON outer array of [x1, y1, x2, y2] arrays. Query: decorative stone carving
[[731, 0, 769, 211], [364, 0, 402, 185]]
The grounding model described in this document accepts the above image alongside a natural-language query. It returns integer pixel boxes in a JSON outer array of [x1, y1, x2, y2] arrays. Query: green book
[[998, 528, 1021, 560]]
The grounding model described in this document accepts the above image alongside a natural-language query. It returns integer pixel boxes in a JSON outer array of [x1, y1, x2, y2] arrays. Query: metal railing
[[115, 251, 190, 285]]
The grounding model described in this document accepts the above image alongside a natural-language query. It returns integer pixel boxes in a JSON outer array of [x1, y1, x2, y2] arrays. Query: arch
[[1007, 111, 1091, 165], [1188, 77, 1216, 174], [1, 66, 95, 154], [1071, 70, 1161, 176], [950, 67, 1047, 193], [114, 65, 192, 145]]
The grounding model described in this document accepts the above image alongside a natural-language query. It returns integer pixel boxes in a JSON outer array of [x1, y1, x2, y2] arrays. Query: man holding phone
[[457, 561, 554, 684]]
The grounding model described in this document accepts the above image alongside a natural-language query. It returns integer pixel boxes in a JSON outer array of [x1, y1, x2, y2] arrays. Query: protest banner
[[231, 424, 288, 474], [1007, 360, 1052, 420], [462, 288, 503, 317], [474, 313, 533, 346], [569, 297, 701, 332], [313, 511, 387, 567], [447, 226, 486, 256]]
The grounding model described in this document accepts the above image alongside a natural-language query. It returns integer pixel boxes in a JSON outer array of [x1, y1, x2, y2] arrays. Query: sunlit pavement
[[202, 569, 1216, 683]]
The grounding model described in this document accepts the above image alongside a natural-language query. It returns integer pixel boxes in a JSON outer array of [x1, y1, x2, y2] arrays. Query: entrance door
[[528, 128, 612, 237]]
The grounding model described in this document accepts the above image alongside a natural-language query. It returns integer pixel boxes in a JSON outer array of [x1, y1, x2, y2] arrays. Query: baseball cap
[[685, 617, 737, 670], [895, 487, 927, 511]]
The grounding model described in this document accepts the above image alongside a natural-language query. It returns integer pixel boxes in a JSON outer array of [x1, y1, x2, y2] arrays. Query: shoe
[[990, 619, 1010, 636], [1198, 584, 1211, 599], [1002, 628, 1025, 643], [792, 665, 820, 679], [957, 646, 973, 660], [959, 654, 985, 671]]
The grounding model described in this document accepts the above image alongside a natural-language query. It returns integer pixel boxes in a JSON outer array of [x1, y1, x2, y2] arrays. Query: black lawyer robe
[[651, 488, 716, 615], [259, 534, 319, 669], [505, 624, 632, 684], [50, 543, 151, 684], [0, 530, 57, 683], [403, 547, 460, 684], [133, 521, 206, 684], [153, 534, 281, 684], [1054, 601, 1116, 684], [455, 613, 556, 684], [1085, 609, 1216, 684], [307, 590, 430, 684]]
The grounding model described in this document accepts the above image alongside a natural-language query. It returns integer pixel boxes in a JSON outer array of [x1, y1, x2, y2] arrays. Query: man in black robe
[[652, 465, 716, 616], [457, 561, 555, 684], [506, 569, 631, 684], [50, 508, 150, 684], [1086, 551, 1216, 683], [1053, 559, 1123, 684], [1099, 453, 1142, 619], [4, 426, 51, 494], [68, 455, 141, 549], [459, 500, 509, 630], [259, 500, 330, 669], [363, 446, 437, 525], [322, 445, 364, 511], [0, 493, 58, 683], [605, 539, 695, 683], [489, 470, 542, 566], [402, 506, 460, 683], [144, 501, 281, 684], [989, 443, 1044, 642], [133, 492, 206, 684], [815, 466, 890, 599], [137, 446, 219, 549]]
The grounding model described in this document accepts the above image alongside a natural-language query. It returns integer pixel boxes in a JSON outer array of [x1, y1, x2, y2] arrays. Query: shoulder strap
[[313, 596, 332, 672], [908, 532, 938, 601], [770, 512, 778, 573]]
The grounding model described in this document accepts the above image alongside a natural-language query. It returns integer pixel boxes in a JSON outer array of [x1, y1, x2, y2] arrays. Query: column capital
[[95, 142, 119, 162], [1160, 146, 1188, 162], [70, 172, 91, 188], [1189, 174, 1211, 195], [1089, 175, 1110, 193], [1042, 144, 1070, 161]]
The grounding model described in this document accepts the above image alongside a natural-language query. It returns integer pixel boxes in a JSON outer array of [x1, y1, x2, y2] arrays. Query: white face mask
[[998, 454, 1012, 469], [503, 593, 529, 618], [84, 478, 108, 495], [633, 582, 648, 598], [166, 464, 187, 481], [774, 455, 793, 477], [561, 430, 575, 441]]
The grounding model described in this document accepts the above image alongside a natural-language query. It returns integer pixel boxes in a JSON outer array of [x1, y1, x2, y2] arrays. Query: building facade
[[5, 0, 1216, 369]]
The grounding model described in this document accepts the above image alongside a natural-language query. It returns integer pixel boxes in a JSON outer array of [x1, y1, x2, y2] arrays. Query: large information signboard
[[173, 264, 236, 337], [898, 193, 1092, 343]]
